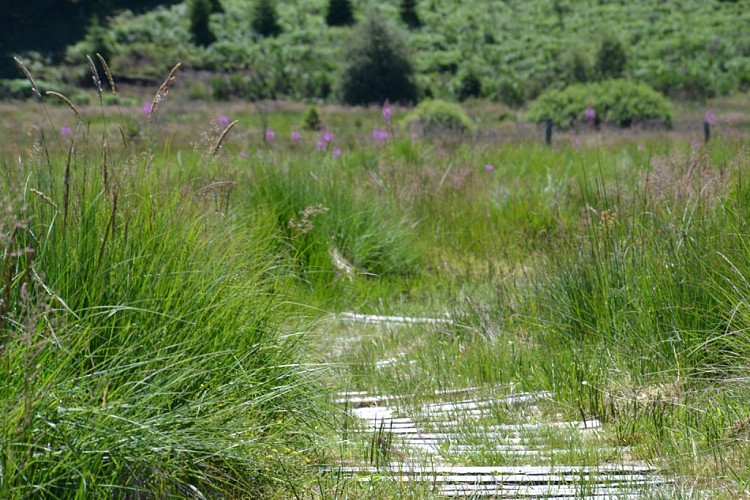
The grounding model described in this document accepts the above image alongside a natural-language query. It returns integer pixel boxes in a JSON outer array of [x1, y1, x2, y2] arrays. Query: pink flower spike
[[584, 107, 595, 122], [484, 164, 495, 173], [142, 102, 153, 115], [372, 128, 389, 143], [265, 129, 276, 141], [60, 125, 73, 138], [218, 115, 230, 127], [240, 150, 248, 160], [317, 139, 327, 151], [332, 147, 342, 158], [290, 131, 302, 142], [706, 108, 716, 125], [382, 101, 392, 121], [322, 131, 334, 142]]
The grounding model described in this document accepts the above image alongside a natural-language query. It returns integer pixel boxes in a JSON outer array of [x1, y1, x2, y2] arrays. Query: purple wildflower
[[382, 101, 392, 121], [705, 108, 716, 125], [265, 129, 276, 141], [317, 139, 327, 151], [290, 131, 302, 142], [584, 107, 595, 122], [484, 164, 495, 173], [60, 125, 73, 138], [372, 128, 389, 143], [240, 150, 248, 160], [218, 115, 230, 127], [322, 131, 334, 143], [332, 147, 342, 158], [142, 102, 153, 115], [572, 138, 581, 150], [411, 132, 420, 142]]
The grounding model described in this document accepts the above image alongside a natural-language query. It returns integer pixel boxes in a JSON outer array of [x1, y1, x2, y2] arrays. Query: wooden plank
[[433, 419, 601, 431], [335, 464, 658, 474], [355, 473, 657, 484], [337, 312, 454, 325]]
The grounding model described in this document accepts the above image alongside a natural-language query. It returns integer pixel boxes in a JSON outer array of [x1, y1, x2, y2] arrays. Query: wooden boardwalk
[[332, 313, 671, 498]]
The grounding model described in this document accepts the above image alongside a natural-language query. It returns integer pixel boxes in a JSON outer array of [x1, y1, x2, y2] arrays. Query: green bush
[[526, 80, 673, 128], [338, 12, 418, 105], [404, 99, 475, 134]]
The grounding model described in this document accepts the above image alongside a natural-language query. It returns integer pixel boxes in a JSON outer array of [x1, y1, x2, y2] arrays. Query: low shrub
[[404, 99, 475, 134], [526, 79, 673, 128]]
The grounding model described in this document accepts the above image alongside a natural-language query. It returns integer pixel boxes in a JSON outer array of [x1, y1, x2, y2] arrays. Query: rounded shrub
[[338, 12, 418, 105], [404, 99, 475, 134], [526, 80, 673, 129]]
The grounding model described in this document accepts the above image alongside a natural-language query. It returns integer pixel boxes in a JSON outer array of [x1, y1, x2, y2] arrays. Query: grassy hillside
[[25, 0, 746, 105]]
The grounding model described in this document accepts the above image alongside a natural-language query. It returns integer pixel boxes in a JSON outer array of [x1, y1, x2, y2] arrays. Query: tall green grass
[[0, 64, 325, 497]]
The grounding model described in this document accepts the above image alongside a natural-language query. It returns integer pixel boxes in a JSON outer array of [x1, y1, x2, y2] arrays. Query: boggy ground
[[3, 85, 750, 497]]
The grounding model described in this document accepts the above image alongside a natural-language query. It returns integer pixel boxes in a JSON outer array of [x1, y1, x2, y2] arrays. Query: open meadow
[[3, 60, 750, 497]]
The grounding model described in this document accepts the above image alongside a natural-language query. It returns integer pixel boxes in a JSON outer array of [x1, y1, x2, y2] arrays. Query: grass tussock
[[0, 62, 325, 497]]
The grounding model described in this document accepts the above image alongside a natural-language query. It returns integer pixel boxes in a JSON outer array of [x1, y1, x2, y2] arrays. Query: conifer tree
[[252, 0, 282, 38], [189, 0, 216, 47], [325, 0, 355, 27], [400, 0, 421, 29], [339, 13, 418, 105]]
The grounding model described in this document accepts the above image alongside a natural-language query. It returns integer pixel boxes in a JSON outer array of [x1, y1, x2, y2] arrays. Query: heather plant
[[338, 12, 418, 105]]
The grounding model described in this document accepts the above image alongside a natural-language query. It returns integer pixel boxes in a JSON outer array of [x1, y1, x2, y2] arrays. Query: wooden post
[[704, 121, 711, 144], [545, 119, 553, 146]]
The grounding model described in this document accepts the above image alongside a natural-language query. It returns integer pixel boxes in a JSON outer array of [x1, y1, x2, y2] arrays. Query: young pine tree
[[339, 13, 418, 105], [252, 0, 282, 38], [189, 0, 216, 47], [400, 0, 421, 29], [325, 0, 355, 26], [595, 37, 627, 80]]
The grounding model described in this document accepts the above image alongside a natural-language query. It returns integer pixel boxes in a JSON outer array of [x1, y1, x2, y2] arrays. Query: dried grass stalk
[[13, 57, 41, 100], [96, 53, 117, 96], [29, 188, 57, 208], [212, 120, 239, 156], [148, 62, 181, 123], [46, 91, 83, 122], [87, 55, 103, 98]]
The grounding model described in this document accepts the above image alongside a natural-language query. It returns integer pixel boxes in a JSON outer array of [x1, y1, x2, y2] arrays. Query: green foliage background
[[6, 0, 750, 103]]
